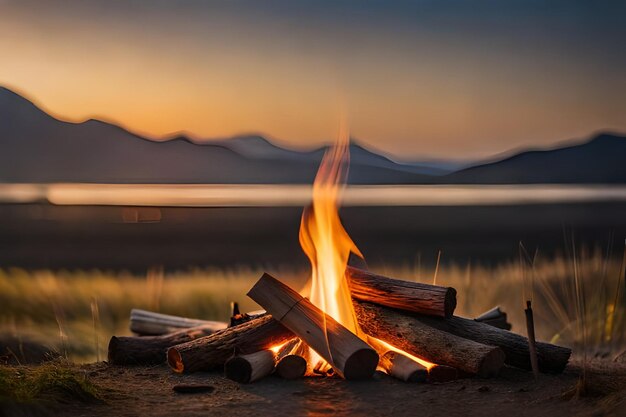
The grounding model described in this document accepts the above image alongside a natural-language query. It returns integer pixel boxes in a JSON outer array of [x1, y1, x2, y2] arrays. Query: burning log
[[129, 309, 227, 336], [367, 337, 427, 383], [346, 266, 457, 318], [167, 314, 293, 373], [354, 301, 505, 377], [274, 339, 308, 380], [407, 313, 571, 373], [379, 351, 428, 382], [276, 354, 308, 380], [248, 273, 379, 380], [108, 324, 218, 365], [427, 365, 459, 383], [224, 350, 277, 383]]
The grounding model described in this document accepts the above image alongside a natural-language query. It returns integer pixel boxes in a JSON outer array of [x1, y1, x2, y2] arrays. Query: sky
[[0, 0, 625, 160]]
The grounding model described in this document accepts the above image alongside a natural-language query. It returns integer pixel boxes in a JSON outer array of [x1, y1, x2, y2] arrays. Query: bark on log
[[346, 266, 457, 318], [108, 324, 218, 365], [408, 313, 571, 373], [354, 301, 504, 377], [248, 273, 379, 380], [129, 309, 227, 336], [167, 314, 293, 373], [224, 350, 277, 383]]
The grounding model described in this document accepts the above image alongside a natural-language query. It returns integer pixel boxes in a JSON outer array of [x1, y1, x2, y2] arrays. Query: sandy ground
[[31, 359, 622, 417]]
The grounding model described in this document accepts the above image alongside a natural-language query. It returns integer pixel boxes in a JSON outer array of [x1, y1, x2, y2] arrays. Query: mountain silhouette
[[1, 86, 625, 184], [445, 133, 626, 183]]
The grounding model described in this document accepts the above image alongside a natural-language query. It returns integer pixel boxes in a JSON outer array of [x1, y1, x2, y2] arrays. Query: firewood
[[475, 306, 512, 330], [276, 354, 308, 379], [354, 301, 505, 377], [108, 324, 218, 365], [275, 338, 308, 379], [167, 314, 293, 373], [247, 273, 379, 380], [346, 266, 456, 318], [367, 337, 427, 383], [427, 365, 458, 383], [407, 312, 571, 373], [224, 350, 277, 383], [129, 309, 227, 336], [379, 351, 428, 382]]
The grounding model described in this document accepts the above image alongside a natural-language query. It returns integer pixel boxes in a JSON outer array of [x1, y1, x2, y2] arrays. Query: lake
[[0, 184, 625, 270], [1, 183, 626, 206]]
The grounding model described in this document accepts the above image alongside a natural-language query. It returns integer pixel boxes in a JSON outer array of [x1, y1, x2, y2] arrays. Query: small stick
[[224, 350, 277, 383], [525, 300, 540, 379]]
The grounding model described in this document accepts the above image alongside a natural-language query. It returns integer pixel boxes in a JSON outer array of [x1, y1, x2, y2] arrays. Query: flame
[[298, 123, 435, 375], [298, 124, 363, 372]]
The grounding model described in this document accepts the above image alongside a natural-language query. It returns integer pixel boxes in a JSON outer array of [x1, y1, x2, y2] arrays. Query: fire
[[298, 124, 434, 375]]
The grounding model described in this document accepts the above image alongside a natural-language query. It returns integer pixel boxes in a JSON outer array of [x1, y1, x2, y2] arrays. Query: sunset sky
[[1, 0, 625, 159]]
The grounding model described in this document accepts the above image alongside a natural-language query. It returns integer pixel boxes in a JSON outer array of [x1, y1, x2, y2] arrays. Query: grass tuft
[[0, 360, 102, 406]]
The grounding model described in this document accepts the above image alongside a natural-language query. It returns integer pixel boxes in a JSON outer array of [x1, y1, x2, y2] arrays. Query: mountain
[[444, 133, 626, 184], [0, 86, 434, 184], [1, 86, 625, 184]]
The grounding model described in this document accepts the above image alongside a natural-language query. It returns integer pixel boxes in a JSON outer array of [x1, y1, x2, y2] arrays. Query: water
[[1, 183, 626, 206]]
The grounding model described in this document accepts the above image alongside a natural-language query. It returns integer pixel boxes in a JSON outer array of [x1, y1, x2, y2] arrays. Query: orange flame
[[297, 123, 435, 375], [298, 124, 364, 372]]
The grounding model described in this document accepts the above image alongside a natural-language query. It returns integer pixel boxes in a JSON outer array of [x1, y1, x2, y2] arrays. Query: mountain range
[[1, 86, 625, 184]]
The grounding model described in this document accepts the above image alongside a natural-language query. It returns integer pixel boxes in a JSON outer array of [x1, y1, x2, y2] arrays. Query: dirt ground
[[24, 359, 621, 417]]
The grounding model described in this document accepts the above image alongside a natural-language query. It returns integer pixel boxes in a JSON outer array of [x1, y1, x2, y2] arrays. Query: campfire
[[108, 130, 572, 384]]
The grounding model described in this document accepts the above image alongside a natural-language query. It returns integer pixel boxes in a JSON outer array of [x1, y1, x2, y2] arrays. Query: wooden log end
[[276, 355, 307, 380], [406, 368, 428, 383], [343, 347, 379, 380], [478, 347, 506, 378], [427, 365, 458, 383], [167, 347, 185, 373], [107, 336, 121, 364], [224, 356, 254, 383], [444, 287, 457, 318]]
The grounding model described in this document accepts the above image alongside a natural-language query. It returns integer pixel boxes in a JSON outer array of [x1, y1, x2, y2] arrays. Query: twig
[[525, 300, 539, 379]]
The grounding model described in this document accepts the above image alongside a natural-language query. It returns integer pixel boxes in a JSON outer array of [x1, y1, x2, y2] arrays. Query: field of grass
[[0, 248, 624, 363]]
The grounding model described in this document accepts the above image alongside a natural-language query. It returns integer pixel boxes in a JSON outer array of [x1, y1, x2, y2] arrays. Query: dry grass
[[0, 359, 101, 405], [0, 249, 624, 363]]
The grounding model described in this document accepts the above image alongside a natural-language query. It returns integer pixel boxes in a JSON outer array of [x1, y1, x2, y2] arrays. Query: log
[[224, 350, 277, 383], [108, 324, 218, 365], [367, 336, 428, 382], [346, 266, 457, 318], [354, 301, 505, 377], [407, 312, 572, 373], [475, 306, 512, 330], [129, 309, 227, 336], [167, 314, 293, 373], [427, 365, 458, 383], [379, 351, 428, 382], [248, 273, 379, 380], [276, 355, 308, 380], [275, 339, 308, 380]]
